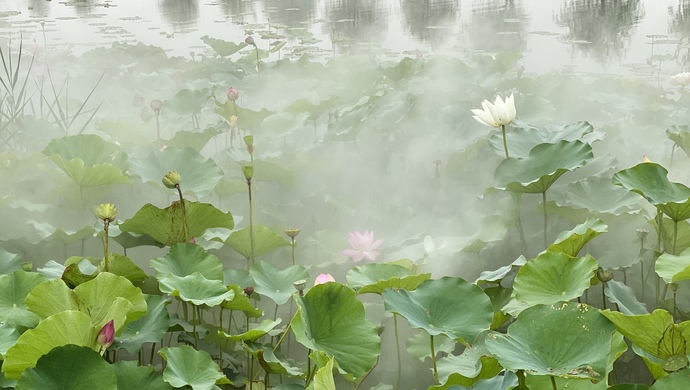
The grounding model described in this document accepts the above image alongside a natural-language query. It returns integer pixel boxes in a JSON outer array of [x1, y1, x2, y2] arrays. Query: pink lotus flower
[[96, 320, 115, 349], [314, 273, 335, 285], [341, 230, 383, 262]]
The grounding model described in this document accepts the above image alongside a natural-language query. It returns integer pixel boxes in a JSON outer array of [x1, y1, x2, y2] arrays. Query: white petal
[[423, 236, 434, 253], [505, 93, 516, 121], [482, 101, 501, 127], [471, 110, 495, 127]]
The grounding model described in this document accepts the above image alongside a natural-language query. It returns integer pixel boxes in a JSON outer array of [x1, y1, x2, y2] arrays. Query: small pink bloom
[[341, 230, 383, 262], [189, 237, 196, 243], [96, 320, 115, 349], [314, 273, 335, 286], [227, 87, 239, 102]]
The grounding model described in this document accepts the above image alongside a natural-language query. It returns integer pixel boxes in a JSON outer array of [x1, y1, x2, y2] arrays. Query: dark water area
[[0, 0, 686, 77]]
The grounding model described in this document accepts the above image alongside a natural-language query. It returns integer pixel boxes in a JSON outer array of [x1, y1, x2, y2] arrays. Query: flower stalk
[[471, 93, 516, 159], [96, 203, 117, 272], [163, 171, 189, 242]]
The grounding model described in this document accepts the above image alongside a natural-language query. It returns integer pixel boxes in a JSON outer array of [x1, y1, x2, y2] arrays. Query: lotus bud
[[244, 135, 254, 148], [245, 35, 256, 46], [596, 267, 613, 283], [227, 87, 239, 102], [162, 171, 181, 189], [642, 155, 651, 163], [21, 262, 32, 272], [242, 166, 254, 181], [670, 283, 679, 294], [96, 320, 115, 349], [243, 286, 254, 297], [636, 229, 649, 241], [314, 273, 335, 286], [150, 99, 163, 114], [285, 228, 301, 238], [293, 279, 307, 296], [96, 203, 118, 222]]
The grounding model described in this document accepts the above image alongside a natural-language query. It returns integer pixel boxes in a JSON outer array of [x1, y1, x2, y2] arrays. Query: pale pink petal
[[315, 273, 335, 285], [342, 249, 361, 257], [353, 252, 366, 262], [369, 239, 383, 251], [362, 250, 379, 261]]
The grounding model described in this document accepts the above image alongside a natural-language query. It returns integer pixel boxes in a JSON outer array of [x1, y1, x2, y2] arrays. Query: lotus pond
[[3, 2, 690, 390]]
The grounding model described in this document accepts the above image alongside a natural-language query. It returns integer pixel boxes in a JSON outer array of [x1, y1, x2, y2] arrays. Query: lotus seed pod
[[636, 229, 648, 240], [669, 283, 679, 293], [244, 135, 254, 148], [242, 165, 254, 181], [96, 203, 118, 222], [596, 267, 613, 283], [162, 171, 181, 189], [285, 228, 301, 238], [245, 35, 255, 46], [150, 99, 163, 113], [244, 286, 254, 296], [293, 279, 307, 292], [227, 87, 239, 102]]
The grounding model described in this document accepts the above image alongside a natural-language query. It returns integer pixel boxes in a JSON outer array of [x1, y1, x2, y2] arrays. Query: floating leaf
[[547, 218, 608, 257], [250, 262, 309, 305], [0, 271, 45, 328], [111, 361, 174, 390], [613, 163, 690, 221], [201, 36, 248, 56], [291, 282, 380, 379], [121, 201, 234, 247], [494, 140, 593, 193], [346, 263, 431, 294], [513, 252, 598, 307], [14, 345, 117, 390], [383, 277, 493, 345], [485, 303, 615, 381], [159, 346, 230, 389], [224, 225, 290, 259]]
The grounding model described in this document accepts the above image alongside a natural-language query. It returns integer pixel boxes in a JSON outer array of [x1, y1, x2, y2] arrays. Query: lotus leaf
[[604, 280, 648, 315], [513, 252, 598, 307], [159, 346, 230, 389], [42, 134, 129, 187], [14, 345, 117, 389], [434, 334, 502, 386], [2, 310, 98, 379], [250, 262, 309, 305], [0, 249, 23, 274], [0, 322, 20, 358], [159, 272, 234, 307], [242, 342, 303, 377], [111, 361, 174, 390], [167, 127, 218, 152], [649, 370, 690, 389], [475, 255, 527, 284], [120, 201, 234, 246], [485, 303, 615, 381], [547, 218, 608, 257], [656, 247, 690, 284], [0, 270, 45, 328], [291, 282, 380, 379], [200, 36, 248, 56], [164, 88, 211, 117], [494, 140, 593, 193], [311, 354, 336, 390], [406, 332, 456, 362], [151, 243, 224, 281], [116, 295, 170, 354], [383, 277, 493, 345], [128, 146, 223, 198], [612, 163, 690, 221], [346, 263, 431, 294], [220, 319, 281, 343], [490, 121, 603, 159], [220, 285, 262, 317], [666, 125, 690, 159], [98, 253, 147, 283]]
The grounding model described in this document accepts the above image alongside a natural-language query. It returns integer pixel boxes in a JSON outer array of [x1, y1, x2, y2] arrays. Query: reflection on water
[[555, 0, 645, 64], [470, 0, 526, 54], [159, 0, 199, 32], [323, 0, 389, 47], [400, 0, 459, 48]]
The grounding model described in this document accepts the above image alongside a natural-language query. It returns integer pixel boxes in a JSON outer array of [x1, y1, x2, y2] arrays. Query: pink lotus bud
[[314, 273, 335, 286], [227, 87, 239, 102], [189, 237, 196, 243], [96, 320, 115, 349]]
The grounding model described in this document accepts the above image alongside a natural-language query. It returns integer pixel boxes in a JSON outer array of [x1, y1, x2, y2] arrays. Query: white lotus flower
[[671, 72, 690, 86], [471, 93, 516, 128], [423, 236, 448, 254]]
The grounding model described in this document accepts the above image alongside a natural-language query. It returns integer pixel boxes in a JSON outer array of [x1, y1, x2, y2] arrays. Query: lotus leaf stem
[[501, 124, 509, 158], [192, 304, 198, 348], [550, 375, 558, 390], [176, 185, 189, 242], [149, 342, 156, 365], [247, 178, 255, 266], [103, 219, 110, 272], [542, 191, 548, 249], [430, 334, 439, 384], [602, 282, 606, 310], [394, 314, 402, 390], [219, 307, 224, 369]]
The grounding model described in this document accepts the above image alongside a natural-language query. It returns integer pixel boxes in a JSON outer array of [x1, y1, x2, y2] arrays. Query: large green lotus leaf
[[485, 303, 615, 381], [223, 269, 254, 289], [0, 271, 45, 328], [220, 285, 262, 317], [25, 273, 146, 328], [601, 309, 690, 358], [406, 332, 456, 362], [656, 247, 690, 284], [489, 121, 603, 159], [128, 147, 222, 198], [526, 375, 607, 389], [225, 225, 291, 259], [253, 159, 298, 186], [151, 243, 224, 281], [14, 345, 117, 390], [667, 125, 690, 159], [650, 370, 690, 389], [220, 319, 281, 343], [513, 252, 598, 306], [604, 280, 648, 315], [554, 177, 649, 216], [260, 112, 309, 137], [201, 36, 248, 56], [437, 371, 518, 390], [248, 346, 303, 377], [494, 140, 593, 193], [475, 256, 527, 284], [547, 218, 608, 257], [284, 97, 335, 121], [291, 282, 380, 379], [164, 88, 211, 116], [111, 361, 174, 390], [609, 385, 649, 390], [117, 295, 170, 354], [110, 224, 166, 250], [612, 163, 690, 221], [0, 322, 20, 358], [0, 249, 24, 274], [485, 286, 513, 330], [250, 262, 309, 305], [160, 272, 234, 307], [214, 99, 273, 131], [2, 310, 98, 379], [310, 354, 336, 390], [167, 127, 218, 152], [159, 346, 229, 390], [383, 277, 493, 344], [26, 221, 97, 245], [346, 263, 431, 294], [633, 344, 669, 381], [120, 201, 234, 247], [435, 334, 502, 386], [43, 134, 129, 187], [97, 253, 147, 283]]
